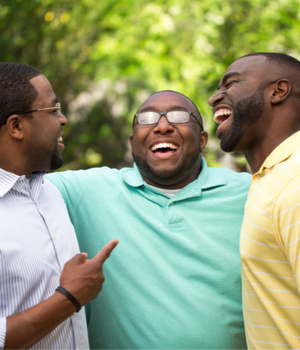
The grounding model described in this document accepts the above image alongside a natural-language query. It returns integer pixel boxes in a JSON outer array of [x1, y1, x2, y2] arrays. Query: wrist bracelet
[[56, 286, 82, 312]]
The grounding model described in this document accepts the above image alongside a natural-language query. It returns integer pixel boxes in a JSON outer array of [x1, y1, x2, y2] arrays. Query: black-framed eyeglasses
[[133, 110, 203, 130], [15, 102, 61, 115]]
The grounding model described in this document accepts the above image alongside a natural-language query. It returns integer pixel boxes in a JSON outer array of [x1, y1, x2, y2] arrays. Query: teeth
[[213, 108, 232, 124], [58, 136, 63, 142], [151, 143, 178, 151]]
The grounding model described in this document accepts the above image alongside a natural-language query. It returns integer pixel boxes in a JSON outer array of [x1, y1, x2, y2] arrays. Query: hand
[[59, 239, 118, 306]]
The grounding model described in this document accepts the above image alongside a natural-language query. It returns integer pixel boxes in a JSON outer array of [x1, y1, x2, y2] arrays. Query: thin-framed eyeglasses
[[133, 110, 203, 130], [15, 102, 61, 115]]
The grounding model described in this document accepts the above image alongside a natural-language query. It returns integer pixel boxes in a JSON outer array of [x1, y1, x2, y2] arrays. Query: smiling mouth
[[214, 108, 232, 125], [151, 142, 178, 157], [58, 136, 63, 143]]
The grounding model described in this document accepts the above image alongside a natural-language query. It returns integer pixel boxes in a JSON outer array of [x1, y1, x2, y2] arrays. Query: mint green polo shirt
[[47, 159, 251, 349]]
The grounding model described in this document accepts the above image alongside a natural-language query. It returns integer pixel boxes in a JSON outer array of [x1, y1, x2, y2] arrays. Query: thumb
[[69, 252, 88, 265], [92, 239, 119, 266]]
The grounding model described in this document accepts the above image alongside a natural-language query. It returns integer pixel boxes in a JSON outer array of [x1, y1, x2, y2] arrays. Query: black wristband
[[56, 286, 82, 312]]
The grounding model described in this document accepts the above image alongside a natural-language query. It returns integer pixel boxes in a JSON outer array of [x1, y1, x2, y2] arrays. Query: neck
[[142, 158, 202, 190], [0, 150, 32, 178], [245, 129, 300, 173]]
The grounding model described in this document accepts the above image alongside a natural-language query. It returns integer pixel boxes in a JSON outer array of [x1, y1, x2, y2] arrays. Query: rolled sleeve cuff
[[0, 318, 7, 349]]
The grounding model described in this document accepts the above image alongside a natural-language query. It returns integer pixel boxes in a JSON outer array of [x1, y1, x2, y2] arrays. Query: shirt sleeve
[[273, 174, 300, 292], [46, 169, 94, 215], [0, 317, 7, 349]]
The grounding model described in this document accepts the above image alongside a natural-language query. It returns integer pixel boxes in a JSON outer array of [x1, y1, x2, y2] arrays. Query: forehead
[[224, 55, 268, 79], [29, 75, 56, 107], [137, 92, 197, 114]]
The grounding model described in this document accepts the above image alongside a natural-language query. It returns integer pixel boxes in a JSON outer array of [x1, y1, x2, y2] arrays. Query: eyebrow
[[139, 105, 188, 113], [218, 72, 241, 90]]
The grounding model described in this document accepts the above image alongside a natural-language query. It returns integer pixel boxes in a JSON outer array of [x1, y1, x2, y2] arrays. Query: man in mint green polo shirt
[[47, 91, 251, 349]]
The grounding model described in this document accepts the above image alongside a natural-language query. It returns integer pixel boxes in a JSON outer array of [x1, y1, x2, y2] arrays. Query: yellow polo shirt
[[241, 131, 300, 349]]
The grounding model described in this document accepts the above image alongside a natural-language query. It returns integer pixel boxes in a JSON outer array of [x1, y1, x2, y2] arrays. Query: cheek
[[131, 128, 150, 146], [182, 128, 201, 144], [131, 135, 145, 155]]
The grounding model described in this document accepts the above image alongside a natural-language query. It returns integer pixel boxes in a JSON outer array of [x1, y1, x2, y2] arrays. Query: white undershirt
[[147, 184, 181, 197]]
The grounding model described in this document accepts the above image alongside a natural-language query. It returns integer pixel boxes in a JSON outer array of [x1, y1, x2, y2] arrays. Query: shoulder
[[45, 167, 134, 198], [209, 166, 252, 186], [46, 166, 122, 186], [266, 150, 300, 192]]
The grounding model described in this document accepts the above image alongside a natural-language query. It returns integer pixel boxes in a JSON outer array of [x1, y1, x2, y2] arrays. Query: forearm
[[4, 239, 118, 349], [5, 291, 76, 349]]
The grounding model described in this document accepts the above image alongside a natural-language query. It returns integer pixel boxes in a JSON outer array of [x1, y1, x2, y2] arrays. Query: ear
[[199, 131, 208, 153], [129, 134, 133, 147], [5, 114, 25, 140], [270, 79, 291, 105]]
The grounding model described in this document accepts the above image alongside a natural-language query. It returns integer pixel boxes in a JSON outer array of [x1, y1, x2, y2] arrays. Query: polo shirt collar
[[258, 130, 300, 174], [122, 159, 227, 194]]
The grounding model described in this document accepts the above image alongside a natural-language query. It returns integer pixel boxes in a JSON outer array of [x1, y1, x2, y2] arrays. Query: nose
[[208, 90, 225, 107], [59, 112, 67, 126], [153, 115, 174, 134]]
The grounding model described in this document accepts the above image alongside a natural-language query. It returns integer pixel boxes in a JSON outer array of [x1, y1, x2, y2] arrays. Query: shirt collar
[[0, 168, 22, 197], [0, 168, 44, 198], [258, 130, 300, 174], [122, 159, 227, 193]]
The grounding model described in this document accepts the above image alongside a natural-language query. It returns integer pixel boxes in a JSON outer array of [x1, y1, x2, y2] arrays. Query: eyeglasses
[[15, 102, 61, 115], [134, 110, 203, 130]]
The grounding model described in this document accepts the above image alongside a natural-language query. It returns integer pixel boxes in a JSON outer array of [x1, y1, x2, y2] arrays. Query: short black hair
[[240, 52, 300, 74], [0, 62, 42, 126], [147, 90, 204, 127]]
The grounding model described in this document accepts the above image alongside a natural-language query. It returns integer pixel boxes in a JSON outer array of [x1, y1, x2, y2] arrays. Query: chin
[[50, 155, 64, 170]]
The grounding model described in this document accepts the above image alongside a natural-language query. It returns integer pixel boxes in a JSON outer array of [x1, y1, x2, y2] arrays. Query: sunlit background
[[1, 0, 299, 172]]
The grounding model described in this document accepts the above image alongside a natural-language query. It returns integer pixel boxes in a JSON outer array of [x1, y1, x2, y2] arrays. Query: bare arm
[[4, 239, 119, 349]]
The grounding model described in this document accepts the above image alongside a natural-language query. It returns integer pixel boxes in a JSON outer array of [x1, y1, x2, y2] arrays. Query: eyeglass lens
[[56, 103, 61, 113], [137, 111, 190, 124]]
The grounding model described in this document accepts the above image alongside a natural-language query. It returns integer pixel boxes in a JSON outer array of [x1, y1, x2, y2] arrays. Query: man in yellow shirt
[[209, 53, 300, 349]]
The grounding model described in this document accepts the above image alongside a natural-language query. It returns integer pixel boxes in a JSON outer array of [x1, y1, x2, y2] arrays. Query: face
[[208, 56, 268, 153], [24, 75, 67, 172], [129, 92, 208, 189]]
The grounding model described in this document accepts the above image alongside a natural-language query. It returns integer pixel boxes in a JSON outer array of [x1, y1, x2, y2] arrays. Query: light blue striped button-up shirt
[[0, 169, 89, 349]]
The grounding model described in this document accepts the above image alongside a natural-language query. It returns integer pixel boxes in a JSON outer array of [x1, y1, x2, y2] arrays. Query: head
[[129, 91, 208, 189], [208, 53, 300, 156], [0, 63, 67, 177]]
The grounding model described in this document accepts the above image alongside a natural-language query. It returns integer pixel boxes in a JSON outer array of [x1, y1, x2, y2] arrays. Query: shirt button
[[52, 235, 56, 240], [170, 202, 174, 205]]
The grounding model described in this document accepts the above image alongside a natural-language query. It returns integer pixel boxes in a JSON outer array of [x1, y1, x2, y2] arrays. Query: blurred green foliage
[[1, 0, 300, 171]]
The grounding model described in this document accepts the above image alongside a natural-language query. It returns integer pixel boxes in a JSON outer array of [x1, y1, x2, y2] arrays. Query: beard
[[29, 143, 64, 173], [132, 147, 201, 186], [50, 149, 64, 170], [220, 87, 265, 152]]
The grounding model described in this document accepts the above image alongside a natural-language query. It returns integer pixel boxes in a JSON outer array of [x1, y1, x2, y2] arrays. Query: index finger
[[92, 239, 119, 266]]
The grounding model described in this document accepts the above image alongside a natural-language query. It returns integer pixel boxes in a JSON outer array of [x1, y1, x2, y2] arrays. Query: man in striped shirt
[[0, 63, 118, 349], [209, 52, 300, 349]]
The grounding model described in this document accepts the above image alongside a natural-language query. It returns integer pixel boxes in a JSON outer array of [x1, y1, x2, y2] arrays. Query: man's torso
[[0, 171, 88, 349], [48, 161, 251, 349], [241, 134, 300, 349]]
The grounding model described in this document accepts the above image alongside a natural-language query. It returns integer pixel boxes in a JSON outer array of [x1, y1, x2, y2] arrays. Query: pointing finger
[[92, 239, 119, 266]]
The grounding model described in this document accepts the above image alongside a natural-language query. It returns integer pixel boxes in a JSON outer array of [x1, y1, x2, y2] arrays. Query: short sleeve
[[46, 169, 97, 214]]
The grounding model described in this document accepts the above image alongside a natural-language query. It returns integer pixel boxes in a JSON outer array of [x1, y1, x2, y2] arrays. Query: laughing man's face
[[208, 56, 267, 153], [130, 91, 208, 189]]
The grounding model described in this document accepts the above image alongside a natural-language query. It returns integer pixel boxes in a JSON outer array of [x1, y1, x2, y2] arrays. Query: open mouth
[[58, 136, 63, 143], [213, 108, 232, 125], [151, 142, 178, 157]]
